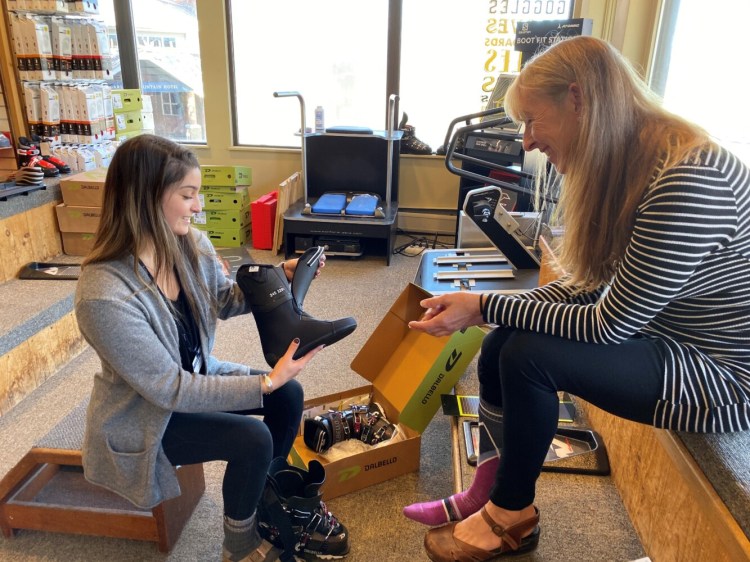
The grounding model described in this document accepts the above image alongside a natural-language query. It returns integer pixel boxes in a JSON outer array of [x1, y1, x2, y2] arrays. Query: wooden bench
[[0, 400, 205, 552]]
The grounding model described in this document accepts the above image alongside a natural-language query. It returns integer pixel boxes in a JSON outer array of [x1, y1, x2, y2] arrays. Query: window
[[161, 92, 181, 116], [228, 1, 389, 148], [100, 0, 206, 143], [399, 0, 574, 154], [228, 0, 573, 151], [651, 0, 750, 163]]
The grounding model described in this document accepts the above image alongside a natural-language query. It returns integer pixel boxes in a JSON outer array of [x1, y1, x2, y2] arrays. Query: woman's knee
[[232, 417, 274, 458], [269, 378, 304, 412], [478, 328, 516, 405], [499, 331, 558, 392]]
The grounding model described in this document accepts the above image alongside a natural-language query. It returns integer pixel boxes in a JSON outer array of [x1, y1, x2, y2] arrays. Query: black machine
[[442, 106, 559, 270], [276, 92, 402, 264]]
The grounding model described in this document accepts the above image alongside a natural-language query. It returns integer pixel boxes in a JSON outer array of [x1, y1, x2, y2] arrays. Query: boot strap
[[480, 506, 539, 552], [260, 485, 300, 561]]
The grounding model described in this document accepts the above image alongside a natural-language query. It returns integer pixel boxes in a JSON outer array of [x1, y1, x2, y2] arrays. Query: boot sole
[[293, 319, 357, 359]]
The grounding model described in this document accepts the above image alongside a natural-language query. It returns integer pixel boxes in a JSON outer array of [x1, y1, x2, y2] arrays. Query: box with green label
[[200, 189, 250, 211], [289, 282, 486, 500], [193, 208, 250, 229], [111, 89, 143, 113], [200, 165, 252, 187], [195, 224, 251, 247], [114, 110, 143, 133]]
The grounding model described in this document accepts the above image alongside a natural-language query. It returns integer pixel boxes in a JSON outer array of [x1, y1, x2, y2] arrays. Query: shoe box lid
[[350, 282, 486, 434]]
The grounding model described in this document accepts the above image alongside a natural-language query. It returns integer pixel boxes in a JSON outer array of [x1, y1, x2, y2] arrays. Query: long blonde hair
[[505, 36, 710, 290], [84, 134, 210, 323]]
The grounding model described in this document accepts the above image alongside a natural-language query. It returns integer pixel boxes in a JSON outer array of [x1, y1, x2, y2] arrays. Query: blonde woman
[[405, 36, 750, 561]]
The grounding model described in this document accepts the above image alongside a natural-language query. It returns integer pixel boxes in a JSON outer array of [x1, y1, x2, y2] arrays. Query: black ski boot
[[236, 249, 357, 367], [258, 457, 350, 560], [398, 112, 433, 155], [291, 246, 324, 308]]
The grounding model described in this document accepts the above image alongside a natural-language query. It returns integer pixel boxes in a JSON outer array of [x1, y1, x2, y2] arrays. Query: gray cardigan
[[75, 230, 266, 508]]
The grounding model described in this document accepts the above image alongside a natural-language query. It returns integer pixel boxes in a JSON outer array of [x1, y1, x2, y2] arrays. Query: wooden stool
[[0, 400, 205, 553]]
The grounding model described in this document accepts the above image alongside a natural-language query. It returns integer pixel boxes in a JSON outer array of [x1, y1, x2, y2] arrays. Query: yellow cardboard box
[[200, 165, 252, 187], [289, 283, 486, 500], [59, 167, 108, 206], [114, 110, 143, 133], [111, 89, 143, 113], [195, 223, 251, 247], [200, 188, 250, 211], [193, 208, 250, 229]]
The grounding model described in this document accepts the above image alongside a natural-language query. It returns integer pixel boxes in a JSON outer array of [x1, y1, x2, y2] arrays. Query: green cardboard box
[[195, 224, 251, 247], [111, 89, 143, 113], [290, 282, 486, 500], [114, 110, 143, 133], [193, 208, 250, 229], [200, 165, 252, 187], [200, 189, 250, 211]]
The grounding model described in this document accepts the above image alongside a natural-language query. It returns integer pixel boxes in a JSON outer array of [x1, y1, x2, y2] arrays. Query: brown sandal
[[423, 506, 540, 562]]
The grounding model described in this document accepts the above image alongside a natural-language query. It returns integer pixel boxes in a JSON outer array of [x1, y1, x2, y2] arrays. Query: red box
[[251, 191, 278, 250]]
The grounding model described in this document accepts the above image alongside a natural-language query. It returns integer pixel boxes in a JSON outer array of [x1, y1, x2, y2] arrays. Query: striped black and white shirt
[[483, 145, 750, 433]]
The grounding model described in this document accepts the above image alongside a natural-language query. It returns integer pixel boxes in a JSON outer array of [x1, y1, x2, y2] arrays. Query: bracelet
[[479, 294, 485, 316], [261, 374, 274, 394]]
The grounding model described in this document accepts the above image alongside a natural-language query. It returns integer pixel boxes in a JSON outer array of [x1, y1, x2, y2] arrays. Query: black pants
[[161, 379, 304, 520], [478, 327, 665, 510]]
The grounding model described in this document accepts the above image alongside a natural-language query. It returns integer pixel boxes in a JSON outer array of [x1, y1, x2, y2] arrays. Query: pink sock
[[403, 456, 499, 525]]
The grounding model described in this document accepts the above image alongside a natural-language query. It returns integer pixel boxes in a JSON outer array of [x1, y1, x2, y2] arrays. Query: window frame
[[224, 0, 403, 149]]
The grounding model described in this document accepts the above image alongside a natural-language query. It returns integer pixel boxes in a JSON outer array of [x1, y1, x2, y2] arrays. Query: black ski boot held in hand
[[235, 246, 357, 367]]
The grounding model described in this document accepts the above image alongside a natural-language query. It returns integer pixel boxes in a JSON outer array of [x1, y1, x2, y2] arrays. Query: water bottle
[[314, 106, 325, 133]]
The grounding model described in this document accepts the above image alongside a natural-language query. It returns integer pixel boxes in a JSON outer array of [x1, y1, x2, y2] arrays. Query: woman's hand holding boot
[[282, 253, 326, 282], [266, 338, 324, 391]]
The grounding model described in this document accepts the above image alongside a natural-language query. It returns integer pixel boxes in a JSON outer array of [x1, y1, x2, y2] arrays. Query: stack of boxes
[[111, 88, 143, 141], [55, 167, 108, 255], [194, 165, 252, 247], [141, 95, 155, 135]]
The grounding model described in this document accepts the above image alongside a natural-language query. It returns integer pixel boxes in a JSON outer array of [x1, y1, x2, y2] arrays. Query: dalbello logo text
[[421, 348, 463, 405]]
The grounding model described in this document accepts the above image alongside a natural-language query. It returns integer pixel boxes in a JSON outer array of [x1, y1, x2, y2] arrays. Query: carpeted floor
[[0, 239, 646, 561]]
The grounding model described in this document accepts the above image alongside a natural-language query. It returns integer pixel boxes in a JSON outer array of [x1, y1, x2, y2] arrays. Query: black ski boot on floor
[[258, 457, 350, 560], [236, 247, 357, 367]]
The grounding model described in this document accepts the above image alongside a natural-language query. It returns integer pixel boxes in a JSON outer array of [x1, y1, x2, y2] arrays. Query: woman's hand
[[281, 254, 326, 282], [266, 338, 324, 390], [408, 292, 484, 337]]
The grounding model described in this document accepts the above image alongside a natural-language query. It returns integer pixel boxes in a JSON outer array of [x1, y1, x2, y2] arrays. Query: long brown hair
[[84, 134, 210, 320], [505, 36, 711, 290]]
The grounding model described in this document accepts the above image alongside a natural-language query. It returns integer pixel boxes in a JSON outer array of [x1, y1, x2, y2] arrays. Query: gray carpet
[[0, 240, 645, 561]]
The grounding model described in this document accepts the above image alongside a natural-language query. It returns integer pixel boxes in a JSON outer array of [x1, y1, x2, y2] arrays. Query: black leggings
[[478, 327, 665, 510], [161, 378, 304, 520]]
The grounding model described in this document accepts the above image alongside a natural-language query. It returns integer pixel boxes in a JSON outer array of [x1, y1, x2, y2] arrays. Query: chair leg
[[153, 463, 206, 553]]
